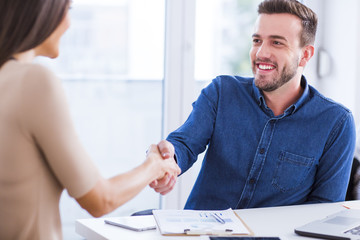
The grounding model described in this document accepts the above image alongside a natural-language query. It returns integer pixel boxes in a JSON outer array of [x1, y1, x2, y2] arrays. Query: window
[[195, 0, 261, 82]]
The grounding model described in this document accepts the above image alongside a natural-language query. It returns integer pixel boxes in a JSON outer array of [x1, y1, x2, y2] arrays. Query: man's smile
[[257, 63, 276, 71]]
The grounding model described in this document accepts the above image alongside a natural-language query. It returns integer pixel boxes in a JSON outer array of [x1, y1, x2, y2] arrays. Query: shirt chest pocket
[[271, 151, 315, 192]]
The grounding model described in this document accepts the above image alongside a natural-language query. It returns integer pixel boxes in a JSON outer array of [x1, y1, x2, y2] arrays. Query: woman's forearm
[[76, 145, 180, 217]]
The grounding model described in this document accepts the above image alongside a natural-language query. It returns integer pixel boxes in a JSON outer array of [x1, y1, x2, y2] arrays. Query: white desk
[[76, 201, 359, 240]]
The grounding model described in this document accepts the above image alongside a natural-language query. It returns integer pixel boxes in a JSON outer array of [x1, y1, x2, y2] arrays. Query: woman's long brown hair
[[0, 0, 70, 67]]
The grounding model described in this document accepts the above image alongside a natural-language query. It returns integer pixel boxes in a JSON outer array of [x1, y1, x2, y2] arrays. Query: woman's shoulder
[[2, 61, 56, 81], [2, 61, 53, 84], [19, 62, 57, 82], [1, 61, 63, 106], [1, 61, 59, 93], [11, 62, 61, 91]]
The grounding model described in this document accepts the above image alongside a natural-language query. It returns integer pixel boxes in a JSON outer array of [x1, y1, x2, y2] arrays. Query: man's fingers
[[158, 140, 174, 159], [175, 164, 181, 175]]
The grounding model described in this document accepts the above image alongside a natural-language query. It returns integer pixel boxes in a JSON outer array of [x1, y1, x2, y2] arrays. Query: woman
[[0, 0, 181, 239]]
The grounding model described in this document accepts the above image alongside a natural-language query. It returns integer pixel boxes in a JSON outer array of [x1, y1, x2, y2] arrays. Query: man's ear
[[299, 45, 315, 67]]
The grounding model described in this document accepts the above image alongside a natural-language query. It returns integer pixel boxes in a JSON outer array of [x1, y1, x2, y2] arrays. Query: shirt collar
[[252, 75, 310, 115], [291, 75, 309, 113], [252, 80, 264, 106]]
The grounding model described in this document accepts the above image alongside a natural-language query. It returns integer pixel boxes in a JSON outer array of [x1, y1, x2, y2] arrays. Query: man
[[152, 0, 356, 210]]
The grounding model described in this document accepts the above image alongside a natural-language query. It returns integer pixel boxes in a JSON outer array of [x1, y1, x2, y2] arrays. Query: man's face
[[250, 13, 303, 92]]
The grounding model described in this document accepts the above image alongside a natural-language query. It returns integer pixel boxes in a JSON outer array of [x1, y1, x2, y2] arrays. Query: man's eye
[[273, 41, 282, 45], [253, 39, 261, 44]]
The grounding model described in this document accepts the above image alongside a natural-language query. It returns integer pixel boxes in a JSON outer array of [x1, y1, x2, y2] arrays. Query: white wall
[[304, 0, 360, 126]]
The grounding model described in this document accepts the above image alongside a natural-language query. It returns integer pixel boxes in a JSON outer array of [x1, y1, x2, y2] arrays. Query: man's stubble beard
[[253, 57, 299, 92]]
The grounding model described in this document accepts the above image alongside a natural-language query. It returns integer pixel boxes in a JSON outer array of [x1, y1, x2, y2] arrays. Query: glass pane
[[36, 0, 165, 238], [195, 0, 262, 87]]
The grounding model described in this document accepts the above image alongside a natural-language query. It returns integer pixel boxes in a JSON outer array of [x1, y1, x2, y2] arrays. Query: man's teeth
[[259, 64, 275, 70]]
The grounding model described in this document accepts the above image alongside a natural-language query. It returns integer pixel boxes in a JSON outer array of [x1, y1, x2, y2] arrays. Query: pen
[[211, 213, 226, 224], [184, 228, 233, 235]]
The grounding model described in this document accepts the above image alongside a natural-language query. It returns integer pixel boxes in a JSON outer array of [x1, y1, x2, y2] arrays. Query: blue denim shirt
[[167, 75, 356, 210]]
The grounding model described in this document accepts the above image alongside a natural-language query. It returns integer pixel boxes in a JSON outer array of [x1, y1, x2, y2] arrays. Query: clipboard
[[153, 208, 253, 236]]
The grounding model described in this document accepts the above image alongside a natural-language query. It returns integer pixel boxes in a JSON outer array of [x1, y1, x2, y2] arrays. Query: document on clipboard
[[153, 208, 253, 236]]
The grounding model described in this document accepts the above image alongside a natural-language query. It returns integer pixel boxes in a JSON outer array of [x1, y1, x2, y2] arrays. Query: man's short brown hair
[[258, 0, 318, 47]]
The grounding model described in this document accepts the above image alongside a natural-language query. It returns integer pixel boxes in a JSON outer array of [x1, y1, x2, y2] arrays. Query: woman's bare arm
[[76, 144, 180, 217]]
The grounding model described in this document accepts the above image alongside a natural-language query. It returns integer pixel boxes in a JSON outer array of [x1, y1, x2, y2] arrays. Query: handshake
[[146, 140, 181, 195]]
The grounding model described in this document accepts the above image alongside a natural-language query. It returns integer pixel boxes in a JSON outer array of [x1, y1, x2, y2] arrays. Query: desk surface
[[76, 201, 359, 240]]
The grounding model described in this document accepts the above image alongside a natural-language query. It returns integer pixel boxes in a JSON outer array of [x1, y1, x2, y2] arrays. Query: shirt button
[[259, 148, 265, 154], [249, 178, 255, 184]]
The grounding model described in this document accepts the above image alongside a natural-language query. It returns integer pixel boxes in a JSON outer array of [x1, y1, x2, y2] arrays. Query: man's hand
[[149, 140, 180, 195], [157, 139, 175, 159]]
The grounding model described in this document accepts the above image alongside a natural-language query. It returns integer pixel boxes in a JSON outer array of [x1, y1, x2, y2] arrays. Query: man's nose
[[256, 43, 272, 59]]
